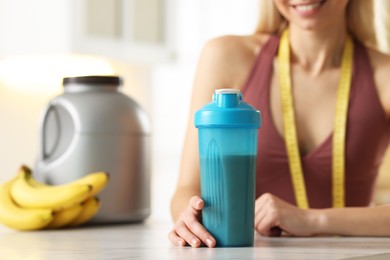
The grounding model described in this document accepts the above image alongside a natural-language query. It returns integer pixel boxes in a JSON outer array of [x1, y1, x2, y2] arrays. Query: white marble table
[[0, 220, 390, 259]]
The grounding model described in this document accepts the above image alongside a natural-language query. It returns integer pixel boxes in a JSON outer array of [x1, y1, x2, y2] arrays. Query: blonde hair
[[256, 0, 377, 50], [375, 0, 390, 53]]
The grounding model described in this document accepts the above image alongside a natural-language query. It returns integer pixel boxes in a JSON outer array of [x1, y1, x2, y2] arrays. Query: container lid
[[194, 88, 261, 128], [63, 75, 122, 86]]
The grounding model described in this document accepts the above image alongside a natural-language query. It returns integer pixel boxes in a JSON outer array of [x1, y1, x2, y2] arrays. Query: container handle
[[40, 103, 61, 160]]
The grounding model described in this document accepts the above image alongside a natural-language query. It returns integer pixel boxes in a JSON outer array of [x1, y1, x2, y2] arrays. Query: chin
[[289, 20, 323, 31], [295, 22, 321, 31]]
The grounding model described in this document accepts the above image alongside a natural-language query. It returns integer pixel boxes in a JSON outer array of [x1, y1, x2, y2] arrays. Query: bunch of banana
[[0, 165, 109, 231]]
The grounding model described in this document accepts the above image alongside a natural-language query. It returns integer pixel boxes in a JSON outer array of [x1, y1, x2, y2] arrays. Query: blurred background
[[0, 0, 390, 222]]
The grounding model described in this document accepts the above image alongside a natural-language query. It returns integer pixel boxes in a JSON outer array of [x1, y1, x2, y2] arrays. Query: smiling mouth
[[292, 0, 326, 12]]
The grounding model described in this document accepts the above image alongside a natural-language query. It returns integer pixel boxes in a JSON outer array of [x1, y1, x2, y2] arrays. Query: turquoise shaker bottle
[[194, 89, 261, 247]]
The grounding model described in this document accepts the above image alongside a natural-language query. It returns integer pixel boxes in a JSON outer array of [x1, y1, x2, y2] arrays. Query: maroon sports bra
[[242, 34, 390, 208]]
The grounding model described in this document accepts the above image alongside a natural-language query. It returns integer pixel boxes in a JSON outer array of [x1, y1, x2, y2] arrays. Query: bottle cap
[[194, 88, 261, 128]]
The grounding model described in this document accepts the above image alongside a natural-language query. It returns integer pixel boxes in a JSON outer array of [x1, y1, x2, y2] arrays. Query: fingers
[[175, 220, 215, 248], [174, 222, 201, 247], [174, 212, 216, 247], [255, 193, 282, 237], [168, 230, 187, 247], [185, 216, 216, 247], [254, 206, 266, 232], [169, 197, 216, 248], [254, 193, 270, 234], [255, 212, 280, 236], [189, 196, 204, 211]]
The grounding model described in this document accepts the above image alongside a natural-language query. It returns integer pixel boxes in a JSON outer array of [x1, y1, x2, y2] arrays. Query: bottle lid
[[194, 88, 261, 128], [63, 75, 122, 86]]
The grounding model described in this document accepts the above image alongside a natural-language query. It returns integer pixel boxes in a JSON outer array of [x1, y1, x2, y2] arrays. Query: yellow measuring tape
[[278, 28, 353, 209]]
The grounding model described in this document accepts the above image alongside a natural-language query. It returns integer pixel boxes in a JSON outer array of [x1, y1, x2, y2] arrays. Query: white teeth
[[295, 2, 321, 11]]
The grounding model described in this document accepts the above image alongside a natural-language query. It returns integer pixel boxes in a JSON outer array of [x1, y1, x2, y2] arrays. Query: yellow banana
[[10, 166, 92, 211], [28, 169, 109, 198], [0, 180, 54, 230], [69, 197, 101, 227], [46, 204, 83, 229], [61, 171, 109, 197]]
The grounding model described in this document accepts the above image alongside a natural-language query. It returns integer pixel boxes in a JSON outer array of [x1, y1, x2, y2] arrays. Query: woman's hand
[[168, 196, 216, 248], [255, 193, 320, 237]]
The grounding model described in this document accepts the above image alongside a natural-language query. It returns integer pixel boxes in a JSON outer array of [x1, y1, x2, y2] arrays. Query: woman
[[169, 0, 390, 248]]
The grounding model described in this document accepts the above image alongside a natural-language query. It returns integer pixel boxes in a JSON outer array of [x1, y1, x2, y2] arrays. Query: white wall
[[0, 0, 260, 222], [0, 0, 72, 57]]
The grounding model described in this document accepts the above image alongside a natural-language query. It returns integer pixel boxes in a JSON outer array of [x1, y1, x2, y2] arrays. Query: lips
[[290, 0, 326, 16]]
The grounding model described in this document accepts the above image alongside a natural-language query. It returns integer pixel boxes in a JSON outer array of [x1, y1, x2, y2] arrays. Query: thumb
[[189, 196, 204, 211]]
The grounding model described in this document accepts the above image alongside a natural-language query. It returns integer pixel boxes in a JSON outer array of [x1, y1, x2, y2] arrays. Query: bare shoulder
[[189, 33, 272, 115], [196, 33, 272, 88], [202, 33, 271, 61], [366, 47, 390, 118]]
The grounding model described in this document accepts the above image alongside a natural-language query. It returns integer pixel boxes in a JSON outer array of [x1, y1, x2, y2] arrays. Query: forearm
[[170, 187, 201, 222], [311, 205, 390, 236]]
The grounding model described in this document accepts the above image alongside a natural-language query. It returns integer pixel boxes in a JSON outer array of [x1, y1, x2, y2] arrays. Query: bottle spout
[[214, 89, 242, 108]]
